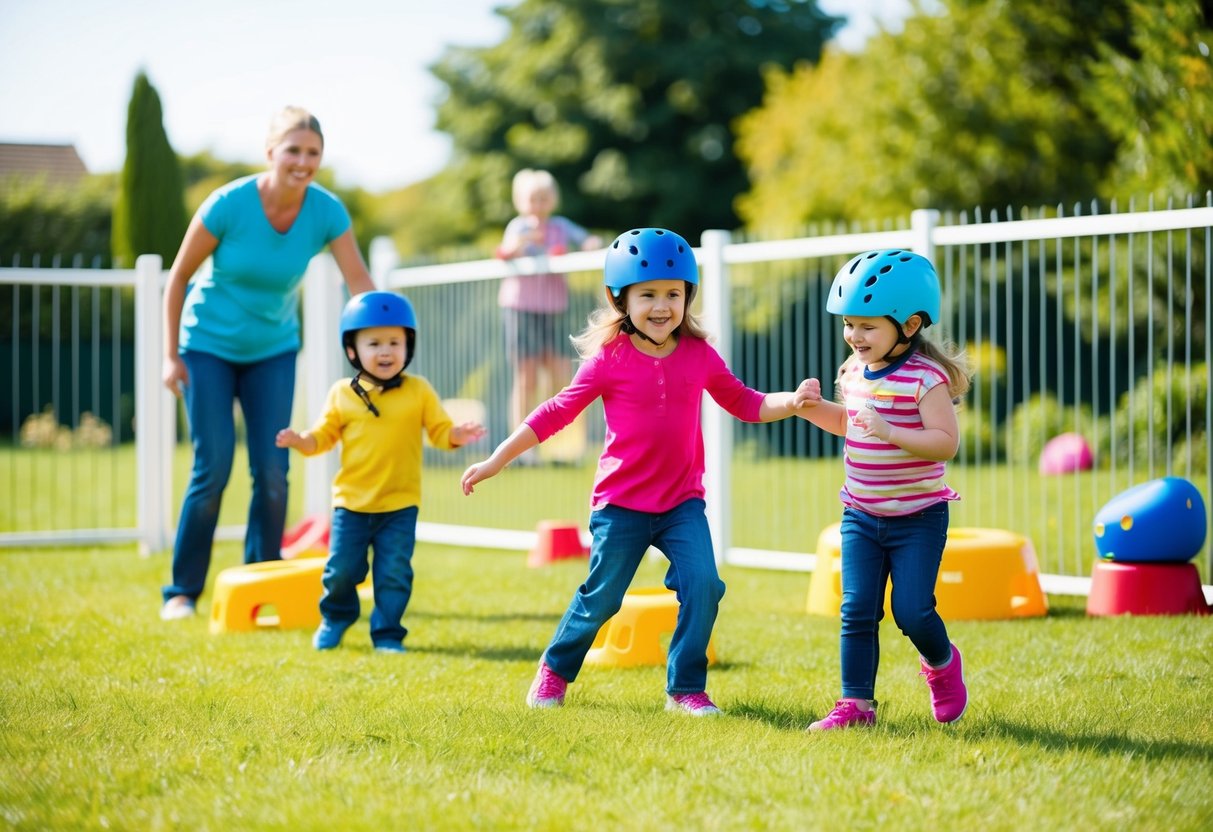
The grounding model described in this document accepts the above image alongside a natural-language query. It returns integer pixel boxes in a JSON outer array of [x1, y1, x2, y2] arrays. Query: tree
[[112, 70, 187, 266], [735, 0, 1144, 228], [430, 0, 841, 246], [1086, 0, 1213, 199]]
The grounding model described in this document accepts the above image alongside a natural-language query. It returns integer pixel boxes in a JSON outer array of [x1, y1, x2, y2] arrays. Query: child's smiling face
[[349, 325, 408, 382], [842, 315, 902, 369], [625, 279, 686, 345]]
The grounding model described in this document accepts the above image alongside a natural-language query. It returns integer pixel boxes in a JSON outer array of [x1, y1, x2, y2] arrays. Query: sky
[[0, 0, 911, 194]]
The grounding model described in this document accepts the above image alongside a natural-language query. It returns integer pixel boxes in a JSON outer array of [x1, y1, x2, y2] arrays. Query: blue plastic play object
[[1092, 477, 1207, 563]]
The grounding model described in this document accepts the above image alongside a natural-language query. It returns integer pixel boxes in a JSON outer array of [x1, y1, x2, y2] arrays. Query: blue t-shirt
[[179, 175, 351, 362]]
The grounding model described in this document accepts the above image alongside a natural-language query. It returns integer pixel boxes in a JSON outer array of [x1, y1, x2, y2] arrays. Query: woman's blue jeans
[[320, 506, 419, 648], [838, 503, 952, 700], [543, 498, 725, 695], [163, 349, 295, 602]]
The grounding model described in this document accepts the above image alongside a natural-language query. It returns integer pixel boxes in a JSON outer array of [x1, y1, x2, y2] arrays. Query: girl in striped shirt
[[797, 250, 972, 731]]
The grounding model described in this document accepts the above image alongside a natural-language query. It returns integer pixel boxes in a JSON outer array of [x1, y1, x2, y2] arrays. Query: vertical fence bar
[[300, 254, 345, 520], [700, 229, 731, 564], [134, 254, 170, 554]]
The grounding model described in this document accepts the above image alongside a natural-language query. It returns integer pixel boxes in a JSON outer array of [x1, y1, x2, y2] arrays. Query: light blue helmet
[[341, 291, 418, 370], [827, 249, 941, 327], [603, 228, 698, 299]]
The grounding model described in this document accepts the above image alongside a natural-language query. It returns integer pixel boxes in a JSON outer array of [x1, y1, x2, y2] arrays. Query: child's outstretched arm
[[450, 422, 487, 448], [461, 424, 541, 495], [791, 378, 849, 436], [276, 428, 318, 454], [851, 384, 959, 461], [757, 378, 824, 422]]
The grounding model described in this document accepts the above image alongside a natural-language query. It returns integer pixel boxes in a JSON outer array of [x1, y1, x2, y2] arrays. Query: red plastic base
[[527, 520, 589, 568], [1086, 560, 1210, 616]]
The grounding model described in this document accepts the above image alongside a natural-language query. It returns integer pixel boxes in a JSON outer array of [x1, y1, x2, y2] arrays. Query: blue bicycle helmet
[[340, 291, 418, 371], [827, 249, 941, 327], [604, 228, 699, 299]]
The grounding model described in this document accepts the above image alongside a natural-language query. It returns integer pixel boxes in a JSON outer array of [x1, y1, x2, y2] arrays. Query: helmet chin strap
[[620, 316, 672, 348], [878, 316, 919, 364]]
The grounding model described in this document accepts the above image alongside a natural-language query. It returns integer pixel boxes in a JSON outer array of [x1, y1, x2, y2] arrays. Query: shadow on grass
[[980, 716, 1213, 763], [409, 610, 561, 624], [409, 643, 540, 662], [726, 699, 820, 730]]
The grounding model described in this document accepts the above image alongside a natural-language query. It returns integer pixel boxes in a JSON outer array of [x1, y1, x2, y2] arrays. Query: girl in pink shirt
[[463, 228, 814, 715]]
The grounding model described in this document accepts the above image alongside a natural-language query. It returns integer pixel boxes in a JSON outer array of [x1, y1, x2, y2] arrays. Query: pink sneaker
[[808, 699, 876, 731], [526, 661, 568, 708], [920, 643, 968, 723], [665, 692, 723, 716]]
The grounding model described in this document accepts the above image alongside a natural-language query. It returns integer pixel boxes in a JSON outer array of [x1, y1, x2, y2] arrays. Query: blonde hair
[[512, 169, 559, 213], [266, 106, 324, 149], [571, 287, 712, 359]]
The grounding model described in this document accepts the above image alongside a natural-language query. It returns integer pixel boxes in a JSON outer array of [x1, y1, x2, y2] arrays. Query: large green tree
[[733, 0, 1192, 229], [112, 70, 187, 266], [430, 0, 840, 247]]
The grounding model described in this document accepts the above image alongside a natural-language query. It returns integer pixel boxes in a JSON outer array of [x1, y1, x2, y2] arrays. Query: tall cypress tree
[[112, 70, 187, 266]]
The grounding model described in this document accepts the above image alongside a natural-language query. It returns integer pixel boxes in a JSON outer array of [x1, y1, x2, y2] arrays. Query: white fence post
[[369, 236, 399, 290], [700, 230, 732, 564], [134, 254, 172, 554], [911, 208, 941, 260], [300, 254, 345, 519]]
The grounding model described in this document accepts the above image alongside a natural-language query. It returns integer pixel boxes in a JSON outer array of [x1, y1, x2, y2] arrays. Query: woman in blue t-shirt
[[159, 106, 374, 621]]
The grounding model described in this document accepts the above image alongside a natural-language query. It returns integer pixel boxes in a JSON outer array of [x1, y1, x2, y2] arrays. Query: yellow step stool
[[585, 587, 718, 667], [210, 558, 375, 634], [806, 524, 1048, 620], [210, 558, 327, 633]]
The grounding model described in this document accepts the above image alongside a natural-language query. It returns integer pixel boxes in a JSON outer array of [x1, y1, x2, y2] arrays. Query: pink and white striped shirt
[[837, 351, 959, 516]]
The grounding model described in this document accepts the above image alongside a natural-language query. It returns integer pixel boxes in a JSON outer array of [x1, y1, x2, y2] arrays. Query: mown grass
[[1, 543, 1210, 831]]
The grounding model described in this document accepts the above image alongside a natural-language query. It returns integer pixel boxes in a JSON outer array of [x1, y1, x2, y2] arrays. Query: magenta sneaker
[[665, 692, 722, 716], [920, 643, 968, 723], [526, 661, 568, 708], [807, 699, 876, 731]]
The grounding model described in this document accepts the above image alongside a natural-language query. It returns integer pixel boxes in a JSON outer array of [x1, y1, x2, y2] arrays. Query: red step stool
[[1086, 560, 1211, 616]]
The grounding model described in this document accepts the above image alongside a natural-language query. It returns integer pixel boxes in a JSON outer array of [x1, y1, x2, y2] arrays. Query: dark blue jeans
[[839, 503, 952, 700], [543, 498, 725, 695], [162, 349, 295, 603], [320, 506, 419, 648]]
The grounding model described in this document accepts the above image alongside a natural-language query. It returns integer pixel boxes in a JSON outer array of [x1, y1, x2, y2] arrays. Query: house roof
[[0, 142, 91, 190]]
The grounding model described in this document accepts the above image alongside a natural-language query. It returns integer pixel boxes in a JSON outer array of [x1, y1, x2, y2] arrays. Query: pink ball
[[1038, 432, 1094, 475]]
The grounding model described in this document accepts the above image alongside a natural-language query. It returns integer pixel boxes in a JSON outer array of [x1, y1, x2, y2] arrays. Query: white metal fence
[[2, 203, 1210, 594]]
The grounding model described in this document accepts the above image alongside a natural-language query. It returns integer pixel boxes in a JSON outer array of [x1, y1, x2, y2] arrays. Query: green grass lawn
[[1, 543, 1210, 831]]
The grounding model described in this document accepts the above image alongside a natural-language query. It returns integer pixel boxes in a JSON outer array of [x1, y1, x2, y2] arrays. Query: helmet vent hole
[[677, 245, 685, 253], [666, 259, 674, 267], [863, 294, 874, 304], [864, 276, 878, 287], [879, 265, 892, 274], [899, 255, 912, 261], [628, 245, 639, 255], [640, 259, 649, 268]]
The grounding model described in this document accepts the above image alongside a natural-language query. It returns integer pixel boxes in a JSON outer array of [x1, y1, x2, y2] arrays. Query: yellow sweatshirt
[[302, 374, 458, 513]]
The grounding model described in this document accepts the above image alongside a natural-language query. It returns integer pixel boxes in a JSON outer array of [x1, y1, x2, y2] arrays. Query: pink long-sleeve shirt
[[525, 333, 766, 513]]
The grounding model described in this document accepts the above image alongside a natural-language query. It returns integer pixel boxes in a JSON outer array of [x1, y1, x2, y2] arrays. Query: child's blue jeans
[[542, 498, 725, 695], [163, 349, 295, 603], [838, 502, 953, 701], [321, 506, 419, 647]]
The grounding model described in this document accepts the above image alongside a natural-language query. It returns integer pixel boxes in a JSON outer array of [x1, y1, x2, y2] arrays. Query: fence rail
[[2, 203, 1209, 596]]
